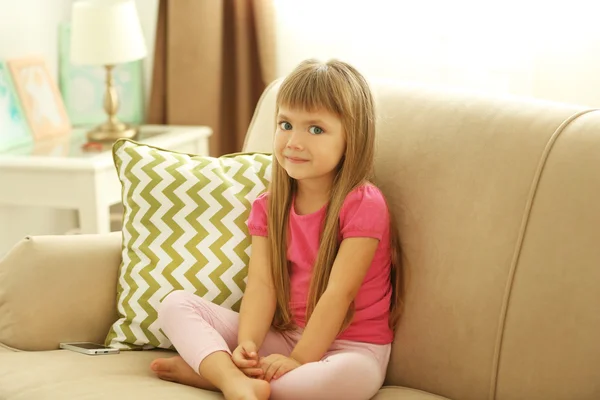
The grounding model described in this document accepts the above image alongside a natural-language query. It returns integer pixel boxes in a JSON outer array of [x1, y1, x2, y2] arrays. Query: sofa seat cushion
[[0, 349, 451, 399], [0, 349, 222, 399], [372, 386, 451, 400]]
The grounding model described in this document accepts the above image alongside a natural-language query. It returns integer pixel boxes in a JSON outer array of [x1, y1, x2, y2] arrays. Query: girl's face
[[274, 106, 346, 186]]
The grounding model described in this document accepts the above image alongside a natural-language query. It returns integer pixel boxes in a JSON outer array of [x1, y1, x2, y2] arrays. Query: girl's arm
[[290, 237, 379, 364], [238, 235, 277, 349]]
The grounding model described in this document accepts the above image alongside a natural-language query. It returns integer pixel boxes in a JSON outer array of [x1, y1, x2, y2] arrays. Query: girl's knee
[[159, 289, 188, 307], [157, 290, 196, 320], [269, 356, 383, 400]]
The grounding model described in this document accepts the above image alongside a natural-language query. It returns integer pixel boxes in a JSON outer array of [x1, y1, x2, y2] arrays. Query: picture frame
[[58, 22, 145, 126], [8, 56, 71, 140], [0, 61, 32, 152]]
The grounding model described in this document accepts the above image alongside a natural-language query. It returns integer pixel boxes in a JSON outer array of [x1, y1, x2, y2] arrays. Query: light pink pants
[[158, 290, 391, 400]]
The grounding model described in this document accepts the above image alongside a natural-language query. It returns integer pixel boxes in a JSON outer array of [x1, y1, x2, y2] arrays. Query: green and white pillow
[[106, 139, 272, 350]]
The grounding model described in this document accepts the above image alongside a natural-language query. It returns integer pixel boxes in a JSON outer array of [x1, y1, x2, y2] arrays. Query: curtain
[[147, 0, 276, 156]]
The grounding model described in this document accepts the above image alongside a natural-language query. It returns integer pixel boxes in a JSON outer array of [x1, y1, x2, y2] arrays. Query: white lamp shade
[[70, 0, 147, 65]]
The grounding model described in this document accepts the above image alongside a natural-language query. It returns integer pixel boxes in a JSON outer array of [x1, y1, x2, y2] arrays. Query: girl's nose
[[286, 132, 303, 150]]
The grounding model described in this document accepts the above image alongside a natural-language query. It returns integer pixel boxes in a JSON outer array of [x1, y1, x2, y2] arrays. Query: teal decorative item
[[58, 22, 145, 127], [0, 62, 32, 152]]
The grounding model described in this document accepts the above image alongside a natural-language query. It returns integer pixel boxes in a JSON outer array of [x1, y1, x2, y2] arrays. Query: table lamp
[[70, 0, 147, 142]]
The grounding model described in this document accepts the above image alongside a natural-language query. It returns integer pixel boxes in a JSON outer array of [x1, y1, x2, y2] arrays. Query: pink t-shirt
[[246, 183, 394, 344]]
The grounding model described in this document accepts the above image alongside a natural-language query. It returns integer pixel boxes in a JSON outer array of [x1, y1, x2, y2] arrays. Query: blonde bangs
[[276, 62, 344, 116]]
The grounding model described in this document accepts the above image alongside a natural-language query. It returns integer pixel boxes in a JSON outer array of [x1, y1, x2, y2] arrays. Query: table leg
[[78, 203, 111, 234]]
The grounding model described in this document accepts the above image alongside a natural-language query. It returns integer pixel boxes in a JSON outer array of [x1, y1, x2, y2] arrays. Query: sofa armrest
[[0, 233, 121, 351]]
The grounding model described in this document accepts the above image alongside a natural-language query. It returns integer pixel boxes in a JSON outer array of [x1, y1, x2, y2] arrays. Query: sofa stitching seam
[[380, 385, 450, 398], [488, 108, 600, 400]]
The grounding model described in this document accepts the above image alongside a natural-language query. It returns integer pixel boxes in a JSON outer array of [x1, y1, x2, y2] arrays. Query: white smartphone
[[60, 342, 120, 356]]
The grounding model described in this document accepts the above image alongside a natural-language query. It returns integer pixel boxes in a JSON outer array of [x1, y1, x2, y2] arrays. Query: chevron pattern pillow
[[105, 139, 272, 350]]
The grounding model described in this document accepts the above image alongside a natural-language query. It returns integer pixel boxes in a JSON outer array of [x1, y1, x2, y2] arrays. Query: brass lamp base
[[86, 64, 139, 143], [87, 121, 138, 142]]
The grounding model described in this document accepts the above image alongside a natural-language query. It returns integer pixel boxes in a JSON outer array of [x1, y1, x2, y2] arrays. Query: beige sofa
[[1, 79, 599, 400]]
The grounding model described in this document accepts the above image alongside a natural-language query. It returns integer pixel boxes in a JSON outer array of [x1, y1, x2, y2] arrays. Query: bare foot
[[150, 355, 270, 399], [222, 376, 270, 400], [150, 356, 215, 390]]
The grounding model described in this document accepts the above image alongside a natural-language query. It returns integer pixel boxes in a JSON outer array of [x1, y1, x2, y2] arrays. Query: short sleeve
[[339, 185, 389, 241], [247, 192, 269, 237]]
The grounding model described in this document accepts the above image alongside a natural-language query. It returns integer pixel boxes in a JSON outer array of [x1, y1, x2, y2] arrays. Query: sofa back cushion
[[244, 79, 600, 400]]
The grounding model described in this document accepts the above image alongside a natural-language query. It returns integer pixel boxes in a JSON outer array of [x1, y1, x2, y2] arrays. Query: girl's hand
[[232, 341, 263, 378], [259, 354, 301, 382]]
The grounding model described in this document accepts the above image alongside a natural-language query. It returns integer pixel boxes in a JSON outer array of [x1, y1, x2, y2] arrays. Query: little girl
[[150, 59, 404, 400]]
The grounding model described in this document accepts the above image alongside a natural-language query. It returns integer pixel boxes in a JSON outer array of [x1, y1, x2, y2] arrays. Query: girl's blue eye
[[309, 126, 323, 135], [279, 121, 292, 130]]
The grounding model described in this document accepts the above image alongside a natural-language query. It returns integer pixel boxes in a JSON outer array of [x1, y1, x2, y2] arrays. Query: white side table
[[0, 125, 212, 235]]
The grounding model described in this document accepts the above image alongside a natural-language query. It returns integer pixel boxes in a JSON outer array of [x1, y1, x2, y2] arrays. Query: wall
[[273, 0, 600, 108], [0, 0, 158, 255]]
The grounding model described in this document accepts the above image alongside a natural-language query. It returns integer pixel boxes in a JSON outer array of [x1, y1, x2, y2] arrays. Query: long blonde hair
[[267, 59, 404, 332]]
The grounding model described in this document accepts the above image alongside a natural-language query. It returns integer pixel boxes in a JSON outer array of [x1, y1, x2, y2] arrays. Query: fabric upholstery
[[0, 349, 223, 399], [0, 232, 121, 351], [0, 349, 446, 400], [0, 344, 14, 353], [241, 78, 280, 153], [107, 140, 271, 349], [372, 387, 451, 400], [494, 111, 600, 400]]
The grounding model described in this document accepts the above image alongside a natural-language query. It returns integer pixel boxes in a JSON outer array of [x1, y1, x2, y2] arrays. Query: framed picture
[[0, 61, 32, 152], [58, 22, 145, 126], [8, 56, 71, 140]]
